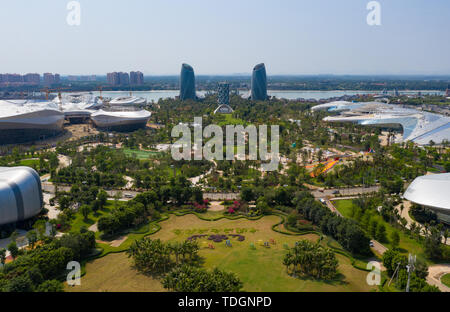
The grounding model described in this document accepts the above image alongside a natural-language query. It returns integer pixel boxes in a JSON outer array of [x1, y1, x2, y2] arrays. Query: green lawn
[[71, 213, 375, 292], [68, 201, 122, 238], [122, 148, 162, 160], [441, 273, 450, 288], [18, 158, 40, 167], [333, 199, 427, 261]]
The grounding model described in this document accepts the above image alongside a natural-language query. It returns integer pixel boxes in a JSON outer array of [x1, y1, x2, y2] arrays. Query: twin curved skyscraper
[[179, 63, 196, 101], [179, 62, 268, 101], [251, 63, 268, 101]]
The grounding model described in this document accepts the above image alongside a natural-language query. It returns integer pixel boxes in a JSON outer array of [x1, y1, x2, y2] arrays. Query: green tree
[[390, 230, 400, 249], [79, 205, 91, 221], [375, 223, 387, 243], [97, 189, 108, 210], [36, 280, 64, 292], [424, 227, 443, 260], [7, 242, 19, 260], [162, 265, 243, 292], [26, 230, 38, 249]]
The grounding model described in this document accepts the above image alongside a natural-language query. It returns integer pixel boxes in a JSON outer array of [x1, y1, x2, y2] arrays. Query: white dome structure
[[0, 100, 64, 144], [90, 109, 151, 131], [404, 173, 450, 224], [0, 167, 43, 225]]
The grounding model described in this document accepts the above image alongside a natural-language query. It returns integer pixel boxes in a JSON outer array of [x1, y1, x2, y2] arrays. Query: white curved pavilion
[[0, 100, 64, 144], [90, 109, 151, 131], [404, 173, 450, 224], [313, 101, 450, 145]]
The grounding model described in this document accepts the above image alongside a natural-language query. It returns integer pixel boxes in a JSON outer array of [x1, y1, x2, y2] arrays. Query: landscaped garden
[[67, 213, 376, 292]]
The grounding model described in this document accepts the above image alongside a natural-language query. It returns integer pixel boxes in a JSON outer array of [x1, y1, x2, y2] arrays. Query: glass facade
[[251, 63, 267, 101], [179, 63, 196, 101]]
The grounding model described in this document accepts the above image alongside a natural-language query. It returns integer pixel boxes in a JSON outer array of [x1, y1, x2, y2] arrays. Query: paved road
[[370, 239, 388, 255]]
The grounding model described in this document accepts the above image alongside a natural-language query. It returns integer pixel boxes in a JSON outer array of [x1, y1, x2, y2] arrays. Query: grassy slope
[[441, 273, 450, 288], [333, 199, 427, 261]]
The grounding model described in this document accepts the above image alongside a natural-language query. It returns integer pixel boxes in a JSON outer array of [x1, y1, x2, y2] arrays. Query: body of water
[[88, 90, 444, 102]]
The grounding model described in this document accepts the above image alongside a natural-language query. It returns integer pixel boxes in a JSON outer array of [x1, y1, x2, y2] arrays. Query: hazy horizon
[[1, 0, 449, 75]]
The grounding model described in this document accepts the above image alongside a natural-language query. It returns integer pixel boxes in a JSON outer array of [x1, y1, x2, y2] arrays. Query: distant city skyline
[[1, 0, 449, 75]]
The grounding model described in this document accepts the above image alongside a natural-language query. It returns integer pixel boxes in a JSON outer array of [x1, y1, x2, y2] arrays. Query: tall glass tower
[[251, 63, 267, 101], [179, 63, 196, 101]]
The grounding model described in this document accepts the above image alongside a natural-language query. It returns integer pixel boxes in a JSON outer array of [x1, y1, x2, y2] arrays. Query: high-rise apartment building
[[43, 73, 55, 85], [107, 72, 130, 86], [23, 73, 41, 85], [130, 71, 144, 85]]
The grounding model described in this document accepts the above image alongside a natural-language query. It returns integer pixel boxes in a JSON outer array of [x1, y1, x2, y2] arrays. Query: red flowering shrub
[[194, 202, 207, 213]]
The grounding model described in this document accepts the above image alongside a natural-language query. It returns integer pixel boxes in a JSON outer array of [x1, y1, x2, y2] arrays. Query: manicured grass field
[[441, 273, 450, 288], [17, 158, 40, 167], [122, 148, 162, 160], [70, 214, 375, 292], [333, 199, 427, 261], [66, 252, 164, 292]]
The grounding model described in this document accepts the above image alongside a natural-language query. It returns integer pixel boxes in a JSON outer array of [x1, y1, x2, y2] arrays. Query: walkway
[[427, 264, 450, 292]]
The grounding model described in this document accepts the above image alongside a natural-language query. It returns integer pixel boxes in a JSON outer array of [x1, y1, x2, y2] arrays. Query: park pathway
[[427, 264, 450, 292]]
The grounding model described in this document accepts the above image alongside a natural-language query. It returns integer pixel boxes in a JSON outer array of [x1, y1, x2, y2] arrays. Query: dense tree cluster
[[293, 191, 371, 255], [53, 145, 133, 187], [410, 204, 437, 224], [97, 201, 146, 237], [283, 240, 338, 279], [382, 249, 439, 292], [0, 230, 95, 292], [162, 265, 243, 292], [127, 238, 199, 274]]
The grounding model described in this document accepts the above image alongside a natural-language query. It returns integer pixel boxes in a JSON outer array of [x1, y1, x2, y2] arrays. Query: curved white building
[[404, 173, 450, 224], [109, 96, 147, 107], [313, 101, 450, 145], [0, 167, 43, 225], [0, 100, 65, 144], [54, 93, 103, 123], [90, 109, 151, 131]]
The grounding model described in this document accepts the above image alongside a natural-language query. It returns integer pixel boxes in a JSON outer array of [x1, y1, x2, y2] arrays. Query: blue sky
[[0, 0, 449, 75]]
